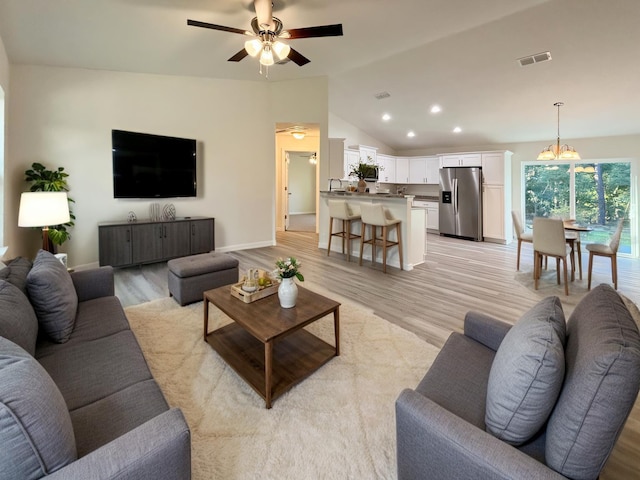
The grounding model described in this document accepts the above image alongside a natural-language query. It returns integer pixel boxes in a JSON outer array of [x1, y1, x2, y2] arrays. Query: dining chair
[[511, 211, 532, 271], [533, 217, 573, 295], [587, 218, 625, 290]]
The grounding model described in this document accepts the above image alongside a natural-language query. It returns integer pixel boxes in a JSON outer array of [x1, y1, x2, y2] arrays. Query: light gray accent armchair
[[396, 285, 640, 480]]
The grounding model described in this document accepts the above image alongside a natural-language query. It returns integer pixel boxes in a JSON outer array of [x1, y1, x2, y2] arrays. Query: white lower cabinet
[[482, 184, 505, 241], [426, 202, 439, 232]]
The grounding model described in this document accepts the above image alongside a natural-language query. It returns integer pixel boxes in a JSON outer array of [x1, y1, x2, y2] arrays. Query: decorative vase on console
[[357, 178, 367, 193], [275, 257, 304, 309]]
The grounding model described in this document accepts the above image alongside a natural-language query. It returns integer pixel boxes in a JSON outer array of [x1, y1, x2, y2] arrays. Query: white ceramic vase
[[278, 277, 298, 308]]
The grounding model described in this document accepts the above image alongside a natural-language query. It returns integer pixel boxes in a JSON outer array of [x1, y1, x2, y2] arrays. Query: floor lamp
[[18, 191, 71, 253]]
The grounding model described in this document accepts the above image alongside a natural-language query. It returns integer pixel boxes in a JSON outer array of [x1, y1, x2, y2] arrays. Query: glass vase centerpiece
[[275, 257, 304, 308]]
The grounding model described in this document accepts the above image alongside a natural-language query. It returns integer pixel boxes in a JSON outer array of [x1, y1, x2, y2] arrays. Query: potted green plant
[[24, 162, 75, 249], [349, 156, 379, 192]]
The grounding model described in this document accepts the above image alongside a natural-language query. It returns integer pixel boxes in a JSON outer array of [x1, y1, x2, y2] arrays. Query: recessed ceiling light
[[430, 105, 442, 114], [453, 126, 462, 133], [407, 131, 416, 138], [382, 113, 391, 121]]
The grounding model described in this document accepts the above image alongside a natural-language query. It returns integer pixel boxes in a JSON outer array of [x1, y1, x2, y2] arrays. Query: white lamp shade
[[244, 39, 263, 57], [18, 192, 71, 227], [272, 41, 290, 60], [259, 47, 274, 66]]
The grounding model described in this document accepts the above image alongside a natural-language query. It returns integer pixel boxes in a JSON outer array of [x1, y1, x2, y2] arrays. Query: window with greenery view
[[523, 162, 631, 254]]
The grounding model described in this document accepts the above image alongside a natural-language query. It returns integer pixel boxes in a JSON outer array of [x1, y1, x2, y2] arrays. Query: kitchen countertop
[[320, 190, 412, 199], [413, 195, 439, 201]]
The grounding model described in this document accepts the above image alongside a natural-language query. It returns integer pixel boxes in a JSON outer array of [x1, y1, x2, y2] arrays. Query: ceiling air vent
[[374, 91, 391, 100], [517, 51, 552, 67]]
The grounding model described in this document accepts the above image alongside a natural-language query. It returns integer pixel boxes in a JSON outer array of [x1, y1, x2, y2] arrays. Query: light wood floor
[[114, 232, 640, 479]]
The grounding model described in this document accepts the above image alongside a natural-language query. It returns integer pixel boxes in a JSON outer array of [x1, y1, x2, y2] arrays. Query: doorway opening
[[285, 151, 317, 232]]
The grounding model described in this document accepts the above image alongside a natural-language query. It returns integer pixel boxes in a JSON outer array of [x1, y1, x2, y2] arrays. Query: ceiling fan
[[187, 0, 343, 67]]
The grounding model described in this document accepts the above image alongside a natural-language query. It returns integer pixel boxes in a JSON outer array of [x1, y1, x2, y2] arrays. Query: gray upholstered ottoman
[[167, 252, 239, 306]]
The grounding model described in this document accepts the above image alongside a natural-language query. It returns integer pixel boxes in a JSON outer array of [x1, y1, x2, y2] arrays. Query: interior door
[[284, 152, 290, 230]]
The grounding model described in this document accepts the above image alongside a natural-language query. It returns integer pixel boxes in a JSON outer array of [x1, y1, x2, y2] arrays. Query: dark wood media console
[[98, 216, 214, 267]]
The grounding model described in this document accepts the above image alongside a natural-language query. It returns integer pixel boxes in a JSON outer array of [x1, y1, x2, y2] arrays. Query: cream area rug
[[124, 286, 440, 479]]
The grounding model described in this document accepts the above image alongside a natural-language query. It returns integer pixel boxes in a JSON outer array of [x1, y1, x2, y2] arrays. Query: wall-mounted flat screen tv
[[112, 129, 197, 198]]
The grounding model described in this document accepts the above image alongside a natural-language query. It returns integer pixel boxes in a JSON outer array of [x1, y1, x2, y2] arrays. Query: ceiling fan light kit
[[187, 0, 343, 73], [537, 102, 581, 161]]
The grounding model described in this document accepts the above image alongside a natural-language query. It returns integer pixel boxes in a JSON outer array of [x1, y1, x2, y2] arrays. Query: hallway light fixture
[[291, 131, 305, 140], [309, 152, 317, 165], [537, 102, 581, 161]]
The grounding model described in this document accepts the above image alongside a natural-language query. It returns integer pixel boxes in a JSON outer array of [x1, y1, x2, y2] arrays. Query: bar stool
[[327, 200, 361, 262], [359, 203, 403, 273]]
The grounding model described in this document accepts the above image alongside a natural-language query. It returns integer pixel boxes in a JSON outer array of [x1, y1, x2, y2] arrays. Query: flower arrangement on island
[[349, 156, 381, 180], [275, 257, 304, 282]]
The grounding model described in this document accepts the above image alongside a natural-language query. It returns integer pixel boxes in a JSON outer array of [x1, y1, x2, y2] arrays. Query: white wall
[[329, 112, 395, 155], [6, 65, 329, 267]]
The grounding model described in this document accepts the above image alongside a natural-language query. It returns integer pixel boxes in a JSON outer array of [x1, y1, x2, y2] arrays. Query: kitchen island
[[319, 191, 426, 271]]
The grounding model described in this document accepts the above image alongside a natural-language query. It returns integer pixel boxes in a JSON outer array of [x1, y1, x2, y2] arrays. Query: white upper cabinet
[[425, 156, 439, 184], [343, 149, 360, 178], [377, 154, 396, 183], [481, 152, 507, 184], [348, 145, 378, 164], [395, 157, 410, 184], [407, 156, 439, 184], [439, 153, 482, 168], [409, 157, 427, 183]]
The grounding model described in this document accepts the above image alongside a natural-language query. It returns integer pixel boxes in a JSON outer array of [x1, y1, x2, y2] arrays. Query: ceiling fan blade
[[228, 49, 249, 62], [288, 47, 311, 66], [187, 19, 248, 35], [284, 24, 343, 39]]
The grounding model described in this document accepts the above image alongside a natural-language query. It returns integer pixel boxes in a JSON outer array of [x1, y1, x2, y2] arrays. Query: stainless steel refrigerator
[[439, 167, 483, 241]]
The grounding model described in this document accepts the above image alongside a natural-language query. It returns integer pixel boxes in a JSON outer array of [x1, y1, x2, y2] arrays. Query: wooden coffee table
[[203, 285, 340, 409]]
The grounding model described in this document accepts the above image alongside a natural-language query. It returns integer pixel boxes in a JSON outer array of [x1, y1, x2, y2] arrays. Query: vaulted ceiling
[[1, 0, 638, 151]]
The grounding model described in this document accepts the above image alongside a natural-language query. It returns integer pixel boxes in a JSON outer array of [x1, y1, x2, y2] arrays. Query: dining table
[[563, 220, 593, 281]]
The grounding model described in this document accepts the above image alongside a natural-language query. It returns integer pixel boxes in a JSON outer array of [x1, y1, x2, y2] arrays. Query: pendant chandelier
[[537, 102, 581, 161]]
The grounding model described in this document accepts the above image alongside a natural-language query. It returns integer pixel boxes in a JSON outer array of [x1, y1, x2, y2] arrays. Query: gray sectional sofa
[[0, 250, 191, 480]]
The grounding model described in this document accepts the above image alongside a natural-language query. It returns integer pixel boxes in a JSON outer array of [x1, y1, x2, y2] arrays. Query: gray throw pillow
[[0, 336, 77, 478], [0, 280, 38, 356], [546, 284, 640, 479], [26, 249, 78, 343], [485, 296, 566, 445], [3, 257, 33, 294]]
